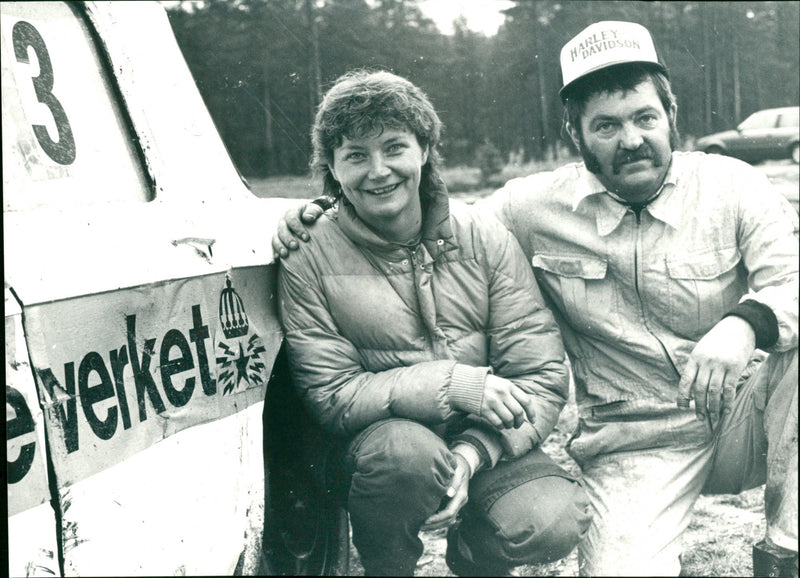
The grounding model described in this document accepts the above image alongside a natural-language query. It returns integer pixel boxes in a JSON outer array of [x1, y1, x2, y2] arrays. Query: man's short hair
[[563, 63, 678, 141]]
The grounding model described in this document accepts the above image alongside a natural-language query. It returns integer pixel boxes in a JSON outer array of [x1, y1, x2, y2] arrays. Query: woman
[[277, 70, 590, 576]]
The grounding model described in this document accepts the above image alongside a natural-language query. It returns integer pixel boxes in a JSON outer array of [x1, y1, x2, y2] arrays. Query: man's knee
[[473, 475, 592, 565], [767, 348, 798, 399]]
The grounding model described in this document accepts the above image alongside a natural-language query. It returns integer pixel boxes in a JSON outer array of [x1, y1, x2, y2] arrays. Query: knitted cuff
[[310, 196, 336, 211], [724, 299, 779, 350], [451, 428, 504, 469], [448, 364, 491, 416], [450, 443, 483, 477]]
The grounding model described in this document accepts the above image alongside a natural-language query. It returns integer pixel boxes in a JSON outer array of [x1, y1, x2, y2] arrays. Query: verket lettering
[[31, 305, 215, 455]]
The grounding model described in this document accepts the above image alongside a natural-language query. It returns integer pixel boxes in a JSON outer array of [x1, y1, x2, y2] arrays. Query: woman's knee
[[348, 419, 454, 492], [485, 476, 592, 564]]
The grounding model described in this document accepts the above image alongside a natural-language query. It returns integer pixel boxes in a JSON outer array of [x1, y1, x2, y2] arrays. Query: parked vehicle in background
[[694, 106, 800, 164], [4, 2, 346, 575]]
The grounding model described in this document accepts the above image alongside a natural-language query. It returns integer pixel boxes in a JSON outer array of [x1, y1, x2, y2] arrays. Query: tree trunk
[[263, 48, 276, 175], [713, 10, 725, 130], [534, 31, 550, 160], [305, 0, 322, 121], [702, 3, 713, 134], [732, 41, 741, 124]]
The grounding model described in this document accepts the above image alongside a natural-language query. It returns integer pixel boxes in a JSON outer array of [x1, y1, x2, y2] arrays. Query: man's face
[[571, 79, 676, 204]]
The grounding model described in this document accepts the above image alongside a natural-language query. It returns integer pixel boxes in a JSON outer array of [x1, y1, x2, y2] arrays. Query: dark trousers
[[327, 418, 592, 576]]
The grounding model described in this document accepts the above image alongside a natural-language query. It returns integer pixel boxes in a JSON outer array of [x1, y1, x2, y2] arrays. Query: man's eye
[[638, 114, 659, 127], [595, 122, 616, 134]]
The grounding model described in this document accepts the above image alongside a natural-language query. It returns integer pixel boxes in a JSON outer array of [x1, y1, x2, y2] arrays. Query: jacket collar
[[571, 153, 682, 236], [334, 175, 457, 260]]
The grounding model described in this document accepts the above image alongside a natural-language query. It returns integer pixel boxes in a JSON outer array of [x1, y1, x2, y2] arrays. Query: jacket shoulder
[[278, 215, 351, 273], [491, 163, 581, 214]]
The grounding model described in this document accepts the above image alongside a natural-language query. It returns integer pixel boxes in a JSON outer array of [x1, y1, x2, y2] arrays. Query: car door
[[729, 109, 780, 159], [3, 2, 292, 575], [775, 108, 800, 152]]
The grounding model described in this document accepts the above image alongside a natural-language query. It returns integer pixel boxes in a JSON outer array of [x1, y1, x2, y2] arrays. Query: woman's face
[[330, 128, 428, 241]]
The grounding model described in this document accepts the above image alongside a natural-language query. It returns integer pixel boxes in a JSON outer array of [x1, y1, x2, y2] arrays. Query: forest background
[[161, 2, 798, 575], [164, 0, 799, 181]]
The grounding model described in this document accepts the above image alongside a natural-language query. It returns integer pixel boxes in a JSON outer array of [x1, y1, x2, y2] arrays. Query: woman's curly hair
[[310, 69, 444, 201]]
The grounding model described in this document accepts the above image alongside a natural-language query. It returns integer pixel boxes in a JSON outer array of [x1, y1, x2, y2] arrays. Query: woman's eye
[[346, 152, 365, 162], [386, 143, 406, 154]]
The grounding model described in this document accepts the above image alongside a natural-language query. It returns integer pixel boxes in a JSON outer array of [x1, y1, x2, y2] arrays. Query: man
[[273, 21, 798, 577]]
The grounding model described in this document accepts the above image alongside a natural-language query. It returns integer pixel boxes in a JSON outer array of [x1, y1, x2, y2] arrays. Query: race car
[[4, 2, 346, 575]]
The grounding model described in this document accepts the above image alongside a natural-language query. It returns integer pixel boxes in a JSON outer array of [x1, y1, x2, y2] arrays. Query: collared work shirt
[[483, 151, 799, 461]]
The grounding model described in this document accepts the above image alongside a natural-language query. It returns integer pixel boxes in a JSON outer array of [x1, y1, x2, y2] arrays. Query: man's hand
[[677, 315, 756, 427], [421, 452, 471, 532], [271, 202, 324, 258], [480, 374, 536, 430]]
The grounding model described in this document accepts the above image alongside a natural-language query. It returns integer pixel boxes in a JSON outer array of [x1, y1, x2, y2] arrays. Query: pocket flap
[[667, 247, 741, 280], [532, 254, 607, 279]]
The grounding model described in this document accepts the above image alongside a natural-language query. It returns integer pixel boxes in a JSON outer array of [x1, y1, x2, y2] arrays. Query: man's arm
[[678, 164, 799, 425]]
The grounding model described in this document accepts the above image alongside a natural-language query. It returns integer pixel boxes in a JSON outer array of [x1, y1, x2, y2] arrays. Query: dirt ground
[[346, 393, 766, 577]]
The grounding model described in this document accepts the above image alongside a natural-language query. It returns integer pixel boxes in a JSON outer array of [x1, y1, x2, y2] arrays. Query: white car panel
[[4, 2, 292, 575]]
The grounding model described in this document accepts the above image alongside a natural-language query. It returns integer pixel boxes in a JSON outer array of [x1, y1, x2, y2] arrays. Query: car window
[[1, 2, 152, 212], [777, 109, 799, 128], [738, 110, 778, 131]]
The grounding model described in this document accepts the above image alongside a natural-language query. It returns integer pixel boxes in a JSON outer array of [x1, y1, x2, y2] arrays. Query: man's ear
[[668, 103, 678, 125], [328, 163, 338, 182], [566, 122, 581, 152]]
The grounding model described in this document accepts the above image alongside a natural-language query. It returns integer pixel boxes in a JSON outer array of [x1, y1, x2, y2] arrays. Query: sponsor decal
[[215, 277, 267, 396], [14, 268, 280, 488]]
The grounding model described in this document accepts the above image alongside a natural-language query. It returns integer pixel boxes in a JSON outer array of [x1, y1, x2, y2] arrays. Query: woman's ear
[[327, 163, 338, 182], [421, 146, 429, 167]]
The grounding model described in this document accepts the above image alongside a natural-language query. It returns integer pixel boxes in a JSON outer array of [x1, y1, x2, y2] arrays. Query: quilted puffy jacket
[[277, 183, 568, 467]]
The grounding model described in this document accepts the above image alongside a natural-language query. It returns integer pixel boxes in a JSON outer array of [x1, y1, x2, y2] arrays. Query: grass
[[244, 157, 582, 201], [250, 161, 774, 576]]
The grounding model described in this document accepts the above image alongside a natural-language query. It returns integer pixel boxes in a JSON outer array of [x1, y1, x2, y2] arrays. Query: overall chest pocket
[[665, 246, 745, 338], [532, 254, 620, 341]]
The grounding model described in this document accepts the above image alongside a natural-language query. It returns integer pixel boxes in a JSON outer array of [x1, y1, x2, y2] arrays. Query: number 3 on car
[[3, 2, 346, 576]]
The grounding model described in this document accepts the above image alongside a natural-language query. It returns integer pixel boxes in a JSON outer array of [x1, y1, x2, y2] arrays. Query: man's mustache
[[613, 144, 660, 173]]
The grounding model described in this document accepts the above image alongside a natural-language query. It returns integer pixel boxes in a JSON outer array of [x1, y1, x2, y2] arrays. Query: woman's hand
[[421, 452, 471, 532], [480, 374, 536, 429]]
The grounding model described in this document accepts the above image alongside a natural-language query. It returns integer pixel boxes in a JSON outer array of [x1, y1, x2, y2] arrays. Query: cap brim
[[559, 60, 668, 101]]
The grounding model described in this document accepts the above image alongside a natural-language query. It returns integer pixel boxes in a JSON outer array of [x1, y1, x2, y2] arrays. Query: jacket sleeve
[[277, 251, 490, 437], [473, 209, 570, 457], [732, 163, 799, 351]]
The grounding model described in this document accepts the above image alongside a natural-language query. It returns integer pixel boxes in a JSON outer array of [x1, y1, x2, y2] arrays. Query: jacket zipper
[[633, 208, 681, 378], [408, 246, 435, 351]]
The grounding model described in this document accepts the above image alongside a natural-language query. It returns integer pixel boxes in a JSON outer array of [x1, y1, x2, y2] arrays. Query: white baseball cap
[[559, 21, 667, 100]]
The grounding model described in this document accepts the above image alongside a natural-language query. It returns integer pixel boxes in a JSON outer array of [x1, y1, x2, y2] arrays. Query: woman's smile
[[364, 182, 402, 196], [330, 129, 428, 241]]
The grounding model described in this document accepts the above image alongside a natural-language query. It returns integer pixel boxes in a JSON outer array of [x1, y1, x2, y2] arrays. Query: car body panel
[[7, 289, 62, 578], [3, 2, 293, 575], [695, 106, 800, 163], [20, 266, 280, 575]]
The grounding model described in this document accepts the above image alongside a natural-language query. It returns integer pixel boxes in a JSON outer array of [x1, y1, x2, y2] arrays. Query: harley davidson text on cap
[[559, 20, 667, 100]]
